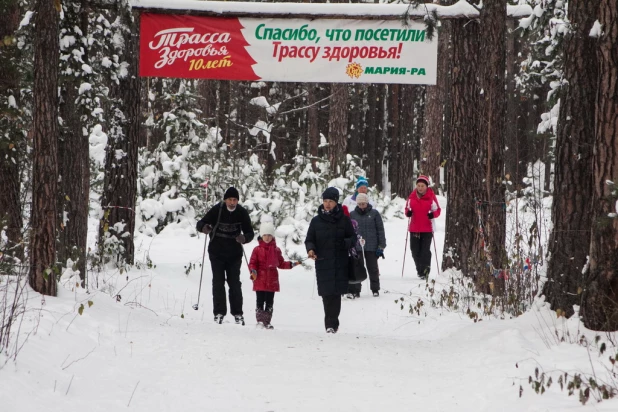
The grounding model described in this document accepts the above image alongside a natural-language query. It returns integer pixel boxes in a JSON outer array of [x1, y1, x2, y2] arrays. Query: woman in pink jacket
[[404, 176, 441, 280]]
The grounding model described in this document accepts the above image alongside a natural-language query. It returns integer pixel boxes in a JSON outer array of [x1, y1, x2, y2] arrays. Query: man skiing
[[196, 187, 254, 325]]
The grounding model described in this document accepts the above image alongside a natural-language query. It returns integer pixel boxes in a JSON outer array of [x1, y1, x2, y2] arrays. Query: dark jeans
[[256, 291, 275, 312], [210, 255, 243, 317], [322, 295, 341, 331], [409, 232, 433, 277], [349, 252, 381, 293]]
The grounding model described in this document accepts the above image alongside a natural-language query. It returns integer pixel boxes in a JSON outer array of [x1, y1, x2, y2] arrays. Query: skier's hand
[[201, 224, 212, 235], [376, 248, 385, 259], [250, 270, 257, 280], [235, 234, 246, 244], [308, 250, 317, 260], [427, 211, 434, 220], [359, 238, 366, 247], [405, 210, 412, 218]]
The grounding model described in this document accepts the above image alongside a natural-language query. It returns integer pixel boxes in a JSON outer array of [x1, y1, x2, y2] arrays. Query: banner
[[139, 13, 438, 84]]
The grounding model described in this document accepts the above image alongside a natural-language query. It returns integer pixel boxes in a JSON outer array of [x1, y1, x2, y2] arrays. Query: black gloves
[[427, 212, 434, 220], [201, 224, 213, 235], [405, 210, 413, 218], [236, 234, 246, 244]]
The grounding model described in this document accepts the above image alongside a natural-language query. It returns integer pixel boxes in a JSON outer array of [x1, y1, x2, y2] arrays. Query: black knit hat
[[322, 187, 340, 203], [224, 186, 239, 200]]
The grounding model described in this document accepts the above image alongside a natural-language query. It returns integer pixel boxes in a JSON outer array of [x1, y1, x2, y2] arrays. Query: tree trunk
[[374, 84, 386, 191], [99, 8, 141, 266], [328, 83, 348, 175], [504, 18, 523, 194], [393, 85, 417, 197], [581, 0, 618, 331], [0, 0, 24, 265], [364, 85, 378, 184], [442, 17, 481, 275], [57, 0, 91, 283], [476, 0, 507, 290], [388, 84, 400, 195], [307, 84, 319, 158], [421, 0, 453, 192], [217, 80, 230, 144], [348, 84, 363, 159], [413, 86, 426, 173], [543, 0, 598, 317], [29, 0, 60, 295]]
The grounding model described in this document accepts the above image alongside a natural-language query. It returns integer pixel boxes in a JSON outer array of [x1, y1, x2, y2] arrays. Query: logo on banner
[[346, 62, 363, 79]]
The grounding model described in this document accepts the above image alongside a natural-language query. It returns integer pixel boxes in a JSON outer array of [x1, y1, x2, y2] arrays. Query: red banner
[[140, 13, 259, 80]]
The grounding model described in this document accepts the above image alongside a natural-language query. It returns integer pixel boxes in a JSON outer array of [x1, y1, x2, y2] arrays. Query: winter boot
[[326, 328, 337, 334], [214, 314, 224, 324], [372, 291, 379, 297], [263, 308, 274, 330], [256, 308, 267, 327], [234, 315, 245, 326]]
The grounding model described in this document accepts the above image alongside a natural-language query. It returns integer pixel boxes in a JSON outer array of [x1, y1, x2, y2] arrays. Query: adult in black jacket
[[196, 187, 254, 324], [305, 187, 356, 333]]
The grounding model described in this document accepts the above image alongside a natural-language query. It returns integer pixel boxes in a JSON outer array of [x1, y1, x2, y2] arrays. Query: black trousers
[[409, 232, 433, 277], [322, 295, 342, 331], [349, 252, 381, 293], [256, 291, 275, 311], [210, 255, 243, 317]]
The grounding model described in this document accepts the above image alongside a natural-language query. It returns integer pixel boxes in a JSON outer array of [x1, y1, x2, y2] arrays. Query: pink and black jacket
[[404, 188, 441, 233]]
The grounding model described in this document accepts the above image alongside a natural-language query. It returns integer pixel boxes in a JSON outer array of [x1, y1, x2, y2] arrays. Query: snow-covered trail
[[1, 209, 615, 411]]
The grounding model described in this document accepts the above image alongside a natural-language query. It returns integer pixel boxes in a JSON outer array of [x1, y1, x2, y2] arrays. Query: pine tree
[[98, 2, 141, 267], [582, 0, 618, 331], [543, 0, 598, 318], [0, 0, 26, 269], [57, 0, 97, 283], [29, 0, 60, 295]]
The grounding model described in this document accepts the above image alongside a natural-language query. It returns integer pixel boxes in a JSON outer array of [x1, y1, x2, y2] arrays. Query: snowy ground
[[1, 200, 617, 411]]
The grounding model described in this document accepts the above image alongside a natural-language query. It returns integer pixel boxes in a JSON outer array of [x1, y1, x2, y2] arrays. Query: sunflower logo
[[346, 62, 363, 79]]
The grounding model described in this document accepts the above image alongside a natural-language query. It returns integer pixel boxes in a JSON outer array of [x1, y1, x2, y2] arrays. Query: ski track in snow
[[1, 214, 616, 412]]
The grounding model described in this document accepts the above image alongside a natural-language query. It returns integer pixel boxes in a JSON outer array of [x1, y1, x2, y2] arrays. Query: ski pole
[[360, 238, 370, 295], [401, 216, 411, 277], [242, 246, 251, 271], [193, 235, 209, 310], [432, 232, 441, 277]]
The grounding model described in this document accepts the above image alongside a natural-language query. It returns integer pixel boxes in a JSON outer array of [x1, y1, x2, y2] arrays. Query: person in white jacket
[[342, 176, 374, 211]]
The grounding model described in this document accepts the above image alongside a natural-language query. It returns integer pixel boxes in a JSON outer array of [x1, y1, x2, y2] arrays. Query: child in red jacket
[[249, 220, 300, 329]]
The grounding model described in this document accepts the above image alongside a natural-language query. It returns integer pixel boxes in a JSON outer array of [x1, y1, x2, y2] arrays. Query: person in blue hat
[[342, 176, 374, 211]]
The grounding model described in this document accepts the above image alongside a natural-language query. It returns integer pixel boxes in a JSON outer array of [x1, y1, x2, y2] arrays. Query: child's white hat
[[260, 221, 275, 236], [260, 214, 275, 236]]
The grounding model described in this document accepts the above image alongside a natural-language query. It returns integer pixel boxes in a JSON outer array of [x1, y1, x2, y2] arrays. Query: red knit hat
[[416, 175, 430, 186]]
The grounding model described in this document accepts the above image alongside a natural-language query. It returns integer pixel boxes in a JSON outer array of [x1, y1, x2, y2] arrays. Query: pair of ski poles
[[193, 234, 251, 310], [401, 215, 441, 278]]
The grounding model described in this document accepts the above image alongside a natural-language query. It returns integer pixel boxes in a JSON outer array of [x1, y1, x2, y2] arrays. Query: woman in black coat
[[305, 187, 357, 334]]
